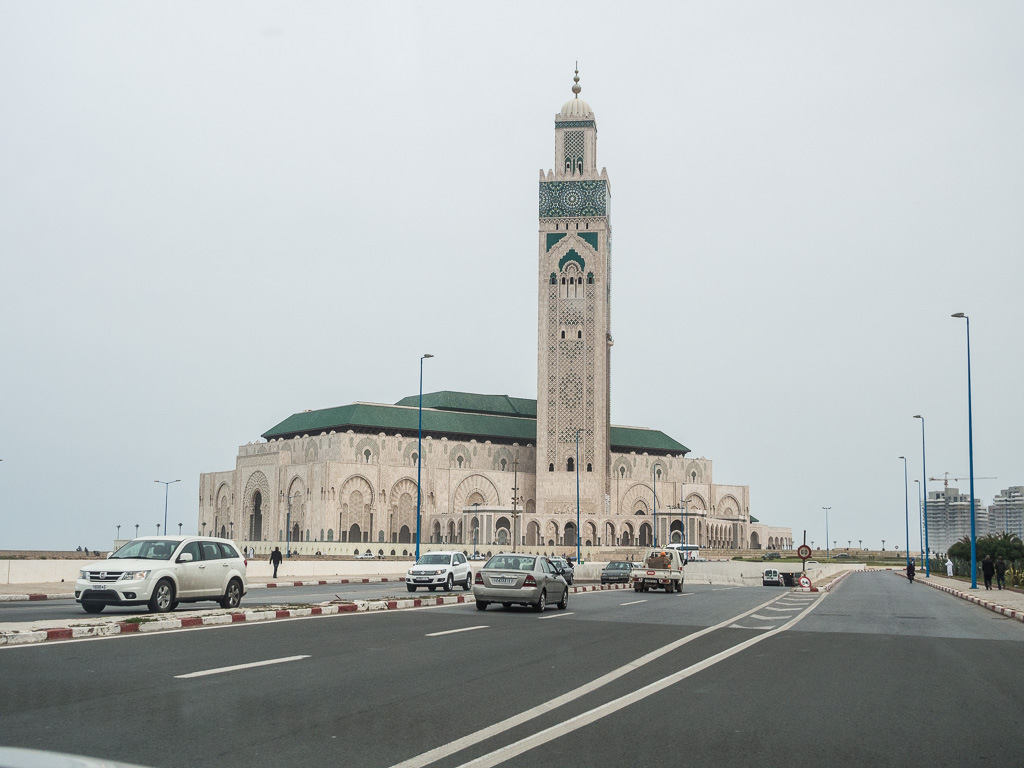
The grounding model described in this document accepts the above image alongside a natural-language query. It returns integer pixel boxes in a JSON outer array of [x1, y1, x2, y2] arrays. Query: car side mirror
[[178, 552, 194, 563]]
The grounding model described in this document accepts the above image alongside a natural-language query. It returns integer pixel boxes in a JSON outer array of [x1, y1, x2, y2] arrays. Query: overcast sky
[[2, 2, 1021, 553]]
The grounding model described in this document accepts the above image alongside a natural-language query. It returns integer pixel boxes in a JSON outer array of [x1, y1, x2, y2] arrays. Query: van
[[762, 568, 784, 587]]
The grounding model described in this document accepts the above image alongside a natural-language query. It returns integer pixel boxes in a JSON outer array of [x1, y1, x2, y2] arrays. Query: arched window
[[561, 330, 566, 339], [567, 457, 575, 472], [500, 458, 507, 471], [619, 466, 626, 478], [549, 463, 555, 472], [587, 463, 592, 472], [457, 456, 464, 468], [364, 449, 372, 463], [577, 330, 582, 339], [411, 452, 418, 466]]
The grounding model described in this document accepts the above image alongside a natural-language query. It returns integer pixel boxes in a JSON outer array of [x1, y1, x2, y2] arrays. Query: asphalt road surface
[[2, 572, 1020, 768]]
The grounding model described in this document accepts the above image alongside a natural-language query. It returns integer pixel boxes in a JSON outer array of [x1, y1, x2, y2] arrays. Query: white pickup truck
[[630, 548, 685, 593]]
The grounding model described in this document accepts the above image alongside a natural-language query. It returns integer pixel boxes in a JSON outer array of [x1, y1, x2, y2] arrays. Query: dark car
[[761, 551, 781, 560], [601, 560, 633, 584], [549, 556, 574, 585]]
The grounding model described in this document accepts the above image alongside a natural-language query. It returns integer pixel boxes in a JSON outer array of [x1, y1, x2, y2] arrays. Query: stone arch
[[388, 478, 419, 542], [401, 440, 419, 467], [584, 520, 597, 547], [354, 437, 380, 464], [525, 499, 536, 515], [718, 494, 741, 518], [526, 520, 541, 546], [604, 521, 616, 546], [684, 460, 705, 484], [491, 446, 515, 472], [620, 521, 635, 546], [650, 460, 667, 482], [304, 440, 319, 463], [684, 493, 708, 513], [448, 443, 472, 469], [620, 483, 659, 516], [452, 474, 500, 512], [564, 521, 578, 547], [495, 516, 511, 545]]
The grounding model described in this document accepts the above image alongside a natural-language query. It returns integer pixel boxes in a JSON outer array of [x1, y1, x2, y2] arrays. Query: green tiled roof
[[262, 391, 688, 455]]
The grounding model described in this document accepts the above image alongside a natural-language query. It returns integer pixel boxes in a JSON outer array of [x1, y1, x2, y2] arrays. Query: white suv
[[406, 551, 472, 592], [76, 536, 248, 614]]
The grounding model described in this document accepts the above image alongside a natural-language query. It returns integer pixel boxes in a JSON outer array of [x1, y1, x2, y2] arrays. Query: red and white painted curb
[[0, 583, 633, 646], [893, 570, 1024, 624]]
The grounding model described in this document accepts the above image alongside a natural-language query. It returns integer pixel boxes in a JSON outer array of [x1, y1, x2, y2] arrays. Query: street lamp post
[[575, 429, 582, 563], [917, 415, 933, 577], [472, 502, 479, 558], [415, 353, 434, 561], [229, 520, 234, 540], [511, 456, 523, 553], [116, 524, 120, 541], [157, 524, 161, 536], [951, 312, 978, 589], [155, 480, 181, 538], [178, 522, 183, 535], [822, 507, 831, 561], [899, 456, 910, 570], [914, 479, 923, 566], [282, 492, 301, 558], [653, 466, 658, 549]]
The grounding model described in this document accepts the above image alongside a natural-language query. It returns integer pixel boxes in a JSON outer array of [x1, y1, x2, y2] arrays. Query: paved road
[[1, 572, 1020, 768]]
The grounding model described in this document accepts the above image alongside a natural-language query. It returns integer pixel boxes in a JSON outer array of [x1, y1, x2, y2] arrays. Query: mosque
[[198, 73, 793, 557]]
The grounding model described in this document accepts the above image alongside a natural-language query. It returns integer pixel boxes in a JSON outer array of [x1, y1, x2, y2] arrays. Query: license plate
[[94, 585, 107, 590], [491, 576, 516, 586], [415, 578, 430, 583]]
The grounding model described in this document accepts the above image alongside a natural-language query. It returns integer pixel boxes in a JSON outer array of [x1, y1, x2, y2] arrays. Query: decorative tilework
[[579, 232, 599, 251], [546, 233, 567, 251], [558, 249, 585, 273], [555, 120, 596, 129], [539, 180, 607, 219]]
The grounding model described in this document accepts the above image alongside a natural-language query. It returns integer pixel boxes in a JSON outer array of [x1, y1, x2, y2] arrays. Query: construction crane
[[928, 472, 996, 491]]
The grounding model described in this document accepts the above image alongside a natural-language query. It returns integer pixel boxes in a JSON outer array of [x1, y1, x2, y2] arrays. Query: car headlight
[[79, 570, 89, 579], [118, 570, 150, 581]]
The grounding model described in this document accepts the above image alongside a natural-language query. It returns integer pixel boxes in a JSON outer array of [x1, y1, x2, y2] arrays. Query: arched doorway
[[399, 525, 411, 543], [250, 490, 263, 541], [639, 523, 652, 547], [564, 522, 578, 548], [348, 523, 362, 543]]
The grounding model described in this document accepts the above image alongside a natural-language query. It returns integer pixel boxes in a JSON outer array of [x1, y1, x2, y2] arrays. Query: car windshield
[[417, 554, 451, 565], [110, 539, 177, 560], [607, 562, 629, 569], [485, 555, 536, 571]]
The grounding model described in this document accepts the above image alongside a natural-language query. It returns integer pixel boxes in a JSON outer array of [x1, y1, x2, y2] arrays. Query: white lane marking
[[426, 626, 488, 637], [387, 591, 814, 768], [749, 614, 779, 621], [729, 624, 777, 630], [175, 655, 310, 679], [538, 612, 574, 620], [764, 606, 799, 612], [454, 598, 824, 768], [711, 587, 736, 591], [620, 600, 647, 606]]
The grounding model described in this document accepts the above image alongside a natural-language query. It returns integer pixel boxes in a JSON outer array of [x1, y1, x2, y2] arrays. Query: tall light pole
[[952, 312, 978, 589], [899, 456, 910, 570], [575, 429, 582, 563], [653, 465, 658, 548], [511, 456, 523, 553], [415, 354, 433, 561], [913, 479, 923, 566], [282, 492, 300, 558], [116, 524, 121, 541], [155, 480, 181, 537], [472, 502, 479, 558], [914, 415, 930, 577], [822, 507, 831, 561]]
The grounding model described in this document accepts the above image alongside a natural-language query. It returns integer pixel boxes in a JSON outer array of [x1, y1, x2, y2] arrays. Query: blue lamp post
[[155, 480, 181, 537], [574, 429, 582, 563], [415, 353, 433, 561], [914, 415, 930, 577], [822, 507, 830, 560], [899, 456, 910, 570], [951, 313, 978, 589]]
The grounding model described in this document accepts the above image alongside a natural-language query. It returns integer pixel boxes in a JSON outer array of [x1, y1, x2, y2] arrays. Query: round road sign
[[797, 544, 812, 560], [799, 575, 811, 588]]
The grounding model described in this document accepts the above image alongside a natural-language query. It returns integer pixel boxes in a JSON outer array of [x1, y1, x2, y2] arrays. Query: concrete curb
[[0, 583, 632, 646], [893, 570, 1024, 624], [0, 593, 75, 602]]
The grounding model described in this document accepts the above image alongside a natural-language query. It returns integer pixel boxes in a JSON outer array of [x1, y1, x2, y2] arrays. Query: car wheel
[[502, 602, 512, 609], [676, 580, 683, 593], [219, 578, 243, 609], [558, 587, 568, 610], [148, 578, 175, 613], [82, 602, 104, 614], [475, 600, 488, 611], [427, 585, 437, 592], [532, 590, 547, 612], [445, 573, 454, 591], [407, 584, 417, 592], [462, 573, 472, 591], [633, 583, 641, 592]]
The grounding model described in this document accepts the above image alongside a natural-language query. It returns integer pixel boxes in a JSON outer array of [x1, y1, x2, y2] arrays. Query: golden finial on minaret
[[572, 62, 581, 97]]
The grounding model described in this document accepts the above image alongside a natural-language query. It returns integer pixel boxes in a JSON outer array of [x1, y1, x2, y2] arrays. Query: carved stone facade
[[197, 74, 791, 555]]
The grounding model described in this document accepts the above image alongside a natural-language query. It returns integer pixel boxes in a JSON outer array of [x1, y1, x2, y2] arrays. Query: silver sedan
[[472, 554, 569, 612]]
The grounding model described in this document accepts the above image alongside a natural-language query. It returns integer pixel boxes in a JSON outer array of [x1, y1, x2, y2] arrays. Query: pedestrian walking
[[270, 546, 283, 579], [907, 559, 915, 584], [981, 554, 995, 590], [945, 557, 954, 577], [995, 557, 1007, 590]]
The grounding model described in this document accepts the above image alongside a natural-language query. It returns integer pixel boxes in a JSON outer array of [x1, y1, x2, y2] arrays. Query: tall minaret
[[536, 68, 612, 523]]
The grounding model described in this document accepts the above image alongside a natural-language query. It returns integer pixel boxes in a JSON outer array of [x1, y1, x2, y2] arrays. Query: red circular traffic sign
[[797, 544, 812, 560], [799, 575, 811, 588]]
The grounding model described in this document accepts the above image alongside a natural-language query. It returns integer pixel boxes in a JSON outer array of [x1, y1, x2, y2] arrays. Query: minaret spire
[[572, 63, 581, 97]]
